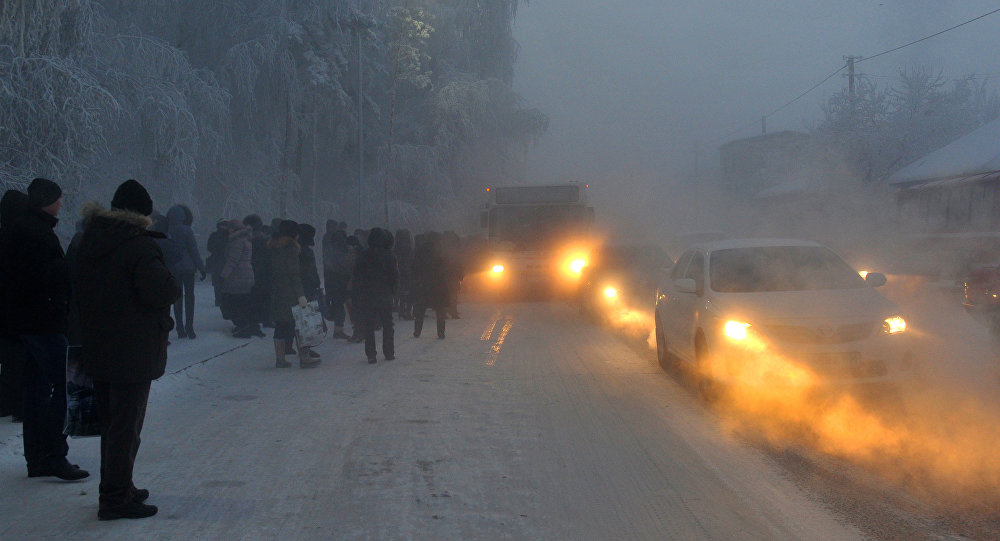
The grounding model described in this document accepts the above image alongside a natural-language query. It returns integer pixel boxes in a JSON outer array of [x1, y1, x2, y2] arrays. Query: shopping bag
[[64, 346, 101, 438], [292, 300, 327, 348]]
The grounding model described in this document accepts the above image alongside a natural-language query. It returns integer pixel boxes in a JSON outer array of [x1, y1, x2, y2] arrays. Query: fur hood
[[77, 201, 159, 259], [81, 201, 153, 230]]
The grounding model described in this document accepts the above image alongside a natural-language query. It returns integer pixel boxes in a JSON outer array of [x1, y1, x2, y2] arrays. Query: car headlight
[[882, 316, 907, 334], [724, 320, 751, 341]]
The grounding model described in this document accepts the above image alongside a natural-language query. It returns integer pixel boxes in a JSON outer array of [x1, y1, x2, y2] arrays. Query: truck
[[476, 183, 596, 296]]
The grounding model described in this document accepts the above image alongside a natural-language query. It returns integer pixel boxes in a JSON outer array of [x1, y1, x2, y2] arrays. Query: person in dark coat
[[393, 229, 414, 320], [165, 205, 207, 339], [0, 190, 28, 422], [298, 223, 321, 300], [344, 235, 364, 342], [244, 214, 270, 335], [220, 220, 255, 337], [442, 231, 464, 319], [352, 227, 399, 363], [75, 179, 180, 520], [323, 229, 352, 339], [1, 178, 89, 481], [412, 232, 449, 339], [205, 219, 229, 308], [268, 221, 319, 368]]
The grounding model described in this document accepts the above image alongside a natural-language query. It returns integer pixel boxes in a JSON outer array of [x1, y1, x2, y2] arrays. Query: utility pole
[[845, 55, 861, 96], [357, 25, 364, 226]]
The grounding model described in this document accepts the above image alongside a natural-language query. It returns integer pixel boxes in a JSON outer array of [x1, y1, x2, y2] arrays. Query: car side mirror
[[675, 278, 697, 294], [865, 272, 887, 287]]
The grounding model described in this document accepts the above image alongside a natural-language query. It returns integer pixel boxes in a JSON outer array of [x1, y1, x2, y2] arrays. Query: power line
[[709, 6, 1000, 146], [857, 7, 1000, 64]]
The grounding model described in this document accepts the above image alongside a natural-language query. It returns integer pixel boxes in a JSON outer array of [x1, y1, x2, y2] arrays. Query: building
[[718, 130, 811, 196], [889, 117, 1000, 233]]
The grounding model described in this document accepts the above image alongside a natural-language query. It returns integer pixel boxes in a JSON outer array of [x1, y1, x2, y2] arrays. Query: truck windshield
[[491, 205, 589, 249]]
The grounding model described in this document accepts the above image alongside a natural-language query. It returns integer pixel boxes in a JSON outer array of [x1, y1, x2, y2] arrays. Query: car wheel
[[694, 333, 722, 403], [655, 314, 673, 371]]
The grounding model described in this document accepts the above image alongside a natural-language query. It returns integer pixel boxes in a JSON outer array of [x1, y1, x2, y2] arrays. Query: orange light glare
[[604, 287, 618, 299], [569, 259, 587, 274], [724, 320, 751, 341], [882, 316, 906, 334], [491, 264, 504, 274], [858, 270, 869, 279]]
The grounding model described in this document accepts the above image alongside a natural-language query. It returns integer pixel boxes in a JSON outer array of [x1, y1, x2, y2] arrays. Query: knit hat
[[297, 223, 316, 246], [111, 179, 153, 216], [26, 178, 62, 208], [277, 220, 299, 239]]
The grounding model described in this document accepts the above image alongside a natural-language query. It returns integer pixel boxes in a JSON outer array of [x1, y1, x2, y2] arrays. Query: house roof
[[888, 117, 1000, 186]]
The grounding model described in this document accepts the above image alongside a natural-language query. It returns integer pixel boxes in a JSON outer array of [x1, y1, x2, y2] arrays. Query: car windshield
[[709, 246, 866, 293]]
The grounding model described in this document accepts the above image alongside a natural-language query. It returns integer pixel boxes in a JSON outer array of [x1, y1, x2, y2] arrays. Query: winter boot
[[333, 325, 349, 339], [274, 339, 291, 368], [413, 318, 423, 338], [298, 345, 321, 368]]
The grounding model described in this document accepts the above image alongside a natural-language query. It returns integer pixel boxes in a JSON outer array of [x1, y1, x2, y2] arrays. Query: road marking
[[481, 310, 503, 341], [486, 318, 514, 366]]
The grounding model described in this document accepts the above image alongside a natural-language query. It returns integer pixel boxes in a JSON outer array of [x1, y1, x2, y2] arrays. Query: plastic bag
[[292, 300, 327, 348], [64, 346, 101, 438]]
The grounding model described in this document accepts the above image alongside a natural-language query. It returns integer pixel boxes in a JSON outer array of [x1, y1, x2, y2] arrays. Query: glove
[[298, 296, 308, 309]]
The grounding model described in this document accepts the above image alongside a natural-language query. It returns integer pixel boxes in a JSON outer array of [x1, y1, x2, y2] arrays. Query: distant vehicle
[[962, 263, 1000, 342], [654, 239, 913, 397], [478, 183, 595, 295], [578, 243, 672, 315]]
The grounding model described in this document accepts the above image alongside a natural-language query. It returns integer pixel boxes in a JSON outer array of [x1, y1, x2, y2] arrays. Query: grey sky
[[513, 1, 1000, 184]]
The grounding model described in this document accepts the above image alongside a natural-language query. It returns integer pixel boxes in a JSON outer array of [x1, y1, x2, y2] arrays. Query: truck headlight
[[882, 316, 907, 334]]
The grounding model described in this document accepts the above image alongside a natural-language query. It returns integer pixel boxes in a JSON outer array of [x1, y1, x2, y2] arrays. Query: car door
[[672, 251, 705, 362], [659, 250, 692, 354]]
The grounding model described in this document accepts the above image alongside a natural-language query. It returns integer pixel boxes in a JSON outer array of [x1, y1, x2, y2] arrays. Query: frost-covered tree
[[815, 68, 1000, 182]]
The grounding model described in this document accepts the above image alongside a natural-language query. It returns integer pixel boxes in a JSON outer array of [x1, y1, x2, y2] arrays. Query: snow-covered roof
[[888, 117, 1000, 186], [755, 177, 822, 199]]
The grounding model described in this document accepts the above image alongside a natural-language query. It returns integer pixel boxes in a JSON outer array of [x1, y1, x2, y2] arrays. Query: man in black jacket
[[352, 228, 399, 363], [2, 178, 89, 481], [75, 180, 181, 520]]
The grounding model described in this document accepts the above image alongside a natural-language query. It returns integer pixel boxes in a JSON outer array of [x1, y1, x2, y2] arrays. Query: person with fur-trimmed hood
[[75, 179, 181, 520], [268, 220, 320, 368]]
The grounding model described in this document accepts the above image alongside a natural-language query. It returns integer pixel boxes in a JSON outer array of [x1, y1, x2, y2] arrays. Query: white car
[[654, 239, 913, 394]]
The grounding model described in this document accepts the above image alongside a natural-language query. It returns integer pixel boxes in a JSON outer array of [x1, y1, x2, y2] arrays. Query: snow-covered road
[[0, 284, 862, 540]]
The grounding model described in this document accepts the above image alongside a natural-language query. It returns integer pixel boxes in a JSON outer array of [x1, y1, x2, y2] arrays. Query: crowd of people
[[204, 215, 466, 366], [0, 176, 467, 521]]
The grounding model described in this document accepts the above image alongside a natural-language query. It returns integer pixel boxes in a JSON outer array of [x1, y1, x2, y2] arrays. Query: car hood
[[709, 287, 900, 325]]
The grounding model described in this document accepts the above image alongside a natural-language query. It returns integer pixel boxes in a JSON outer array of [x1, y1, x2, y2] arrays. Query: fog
[[514, 2, 1000, 516], [514, 1, 1000, 240]]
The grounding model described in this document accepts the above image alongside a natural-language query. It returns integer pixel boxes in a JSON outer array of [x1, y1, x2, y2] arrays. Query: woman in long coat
[[219, 220, 255, 337], [412, 232, 449, 339], [268, 220, 319, 368]]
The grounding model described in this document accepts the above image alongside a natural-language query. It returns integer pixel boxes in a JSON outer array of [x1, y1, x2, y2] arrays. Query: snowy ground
[[0, 282, 865, 540], [2, 279, 998, 539]]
